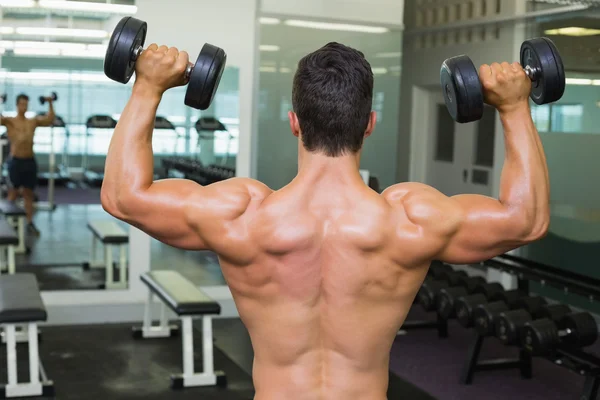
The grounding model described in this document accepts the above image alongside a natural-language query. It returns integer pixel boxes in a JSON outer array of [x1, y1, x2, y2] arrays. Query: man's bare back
[[101, 43, 549, 399]]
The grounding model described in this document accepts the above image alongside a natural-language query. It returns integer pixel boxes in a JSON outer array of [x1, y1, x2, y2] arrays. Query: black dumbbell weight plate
[[520, 37, 565, 105], [104, 16, 147, 84], [562, 312, 598, 348], [440, 55, 484, 123], [456, 293, 487, 328], [496, 309, 531, 345], [474, 301, 508, 337], [185, 44, 227, 110], [522, 318, 559, 356]]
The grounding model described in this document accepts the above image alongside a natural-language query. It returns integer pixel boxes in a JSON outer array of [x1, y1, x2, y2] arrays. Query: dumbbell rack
[[460, 255, 600, 400]]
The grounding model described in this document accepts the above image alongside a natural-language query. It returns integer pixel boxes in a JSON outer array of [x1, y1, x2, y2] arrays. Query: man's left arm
[[35, 98, 56, 127]]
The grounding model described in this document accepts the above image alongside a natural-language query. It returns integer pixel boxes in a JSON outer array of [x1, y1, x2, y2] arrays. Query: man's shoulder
[[381, 182, 439, 205]]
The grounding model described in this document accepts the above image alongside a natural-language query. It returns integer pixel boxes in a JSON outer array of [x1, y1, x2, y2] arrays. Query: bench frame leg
[[134, 292, 175, 339], [7, 246, 14, 275], [88, 235, 105, 269], [11, 217, 25, 255], [175, 316, 217, 388], [103, 244, 127, 290], [2, 323, 52, 398]]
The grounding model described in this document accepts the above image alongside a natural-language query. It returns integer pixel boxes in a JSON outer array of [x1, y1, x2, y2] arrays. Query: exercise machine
[[82, 114, 117, 187]]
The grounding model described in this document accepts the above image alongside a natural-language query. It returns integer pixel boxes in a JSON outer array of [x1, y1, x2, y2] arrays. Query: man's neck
[[295, 151, 364, 186], [16, 113, 26, 119]]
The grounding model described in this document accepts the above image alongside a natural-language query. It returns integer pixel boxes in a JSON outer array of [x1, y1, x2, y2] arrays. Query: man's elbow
[[516, 210, 550, 243], [100, 185, 134, 221]]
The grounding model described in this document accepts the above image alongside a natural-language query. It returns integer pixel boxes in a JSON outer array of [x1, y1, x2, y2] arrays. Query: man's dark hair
[[16, 94, 29, 105], [292, 42, 374, 157]]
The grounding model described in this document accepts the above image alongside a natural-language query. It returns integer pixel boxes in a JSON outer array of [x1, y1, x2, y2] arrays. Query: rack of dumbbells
[[455, 253, 600, 400]]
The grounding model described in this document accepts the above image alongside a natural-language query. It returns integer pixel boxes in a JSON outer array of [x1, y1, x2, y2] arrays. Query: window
[[531, 104, 550, 132], [551, 104, 583, 133]]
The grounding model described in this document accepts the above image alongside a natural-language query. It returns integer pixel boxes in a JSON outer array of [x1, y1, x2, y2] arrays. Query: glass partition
[[256, 17, 403, 190], [0, 60, 241, 173], [523, 7, 600, 312]]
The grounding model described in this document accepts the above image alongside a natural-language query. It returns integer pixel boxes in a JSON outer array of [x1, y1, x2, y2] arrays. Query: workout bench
[[0, 201, 26, 255], [0, 274, 53, 398], [0, 219, 18, 275], [133, 270, 227, 390], [86, 220, 129, 290]]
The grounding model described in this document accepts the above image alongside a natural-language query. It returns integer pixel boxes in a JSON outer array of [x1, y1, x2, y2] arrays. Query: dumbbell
[[473, 294, 539, 337], [436, 276, 487, 320], [104, 16, 227, 110], [495, 296, 551, 345], [522, 310, 598, 356], [427, 261, 449, 280], [417, 270, 467, 311], [456, 287, 523, 328], [440, 37, 565, 123], [39, 92, 57, 105], [0, 94, 6, 105]]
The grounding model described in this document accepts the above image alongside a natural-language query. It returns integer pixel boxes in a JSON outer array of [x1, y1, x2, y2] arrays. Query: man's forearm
[[103, 85, 160, 207], [498, 105, 550, 234]]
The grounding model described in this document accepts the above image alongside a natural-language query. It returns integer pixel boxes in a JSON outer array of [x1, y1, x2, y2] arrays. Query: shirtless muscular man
[[0, 93, 55, 236], [101, 42, 549, 399]]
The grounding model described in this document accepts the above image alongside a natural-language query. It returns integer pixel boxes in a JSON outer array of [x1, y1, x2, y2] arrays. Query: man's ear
[[364, 111, 377, 138], [288, 111, 301, 138]]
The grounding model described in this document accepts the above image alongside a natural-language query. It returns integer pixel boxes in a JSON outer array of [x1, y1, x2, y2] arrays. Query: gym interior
[[0, 0, 599, 399]]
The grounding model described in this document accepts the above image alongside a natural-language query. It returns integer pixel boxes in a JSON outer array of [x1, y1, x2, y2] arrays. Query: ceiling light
[[375, 52, 402, 58], [13, 48, 61, 56], [38, 0, 137, 14], [259, 45, 280, 52], [0, 0, 35, 7], [544, 27, 600, 37], [566, 78, 593, 85], [15, 27, 108, 39], [3, 40, 87, 51], [259, 66, 277, 73], [284, 20, 389, 34], [371, 67, 388, 75], [260, 17, 280, 25], [0, 27, 15, 35], [0, 70, 111, 84]]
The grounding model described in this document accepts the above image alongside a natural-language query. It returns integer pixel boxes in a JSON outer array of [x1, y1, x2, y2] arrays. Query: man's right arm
[[0, 117, 11, 127], [389, 62, 550, 265]]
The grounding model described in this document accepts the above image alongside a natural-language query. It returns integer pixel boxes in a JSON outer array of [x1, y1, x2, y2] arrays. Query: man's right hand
[[479, 62, 531, 114], [133, 44, 190, 97]]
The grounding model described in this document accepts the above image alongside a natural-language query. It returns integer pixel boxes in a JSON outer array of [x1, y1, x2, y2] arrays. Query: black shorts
[[8, 157, 38, 190]]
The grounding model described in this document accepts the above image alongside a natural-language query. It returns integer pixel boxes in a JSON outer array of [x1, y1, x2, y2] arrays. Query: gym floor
[[5, 185, 597, 399]]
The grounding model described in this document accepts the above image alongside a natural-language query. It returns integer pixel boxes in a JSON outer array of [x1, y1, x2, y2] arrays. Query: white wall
[[261, 0, 404, 27], [134, 0, 260, 178]]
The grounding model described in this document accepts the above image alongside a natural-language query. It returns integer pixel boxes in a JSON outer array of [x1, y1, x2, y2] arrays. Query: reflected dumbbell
[[39, 92, 57, 105], [522, 309, 598, 356]]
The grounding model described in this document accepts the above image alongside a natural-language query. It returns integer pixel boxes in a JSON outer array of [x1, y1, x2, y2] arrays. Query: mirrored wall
[[256, 17, 403, 190], [523, 4, 600, 311]]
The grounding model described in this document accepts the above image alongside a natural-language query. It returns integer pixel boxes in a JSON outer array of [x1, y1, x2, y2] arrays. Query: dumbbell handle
[[524, 65, 541, 82], [132, 45, 193, 81]]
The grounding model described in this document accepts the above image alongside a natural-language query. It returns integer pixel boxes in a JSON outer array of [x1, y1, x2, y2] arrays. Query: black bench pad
[[87, 220, 128, 244], [141, 271, 221, 316], [0, 274, 47, 323], [0, 219, 17, 245], [0, 200, 25, 217]]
